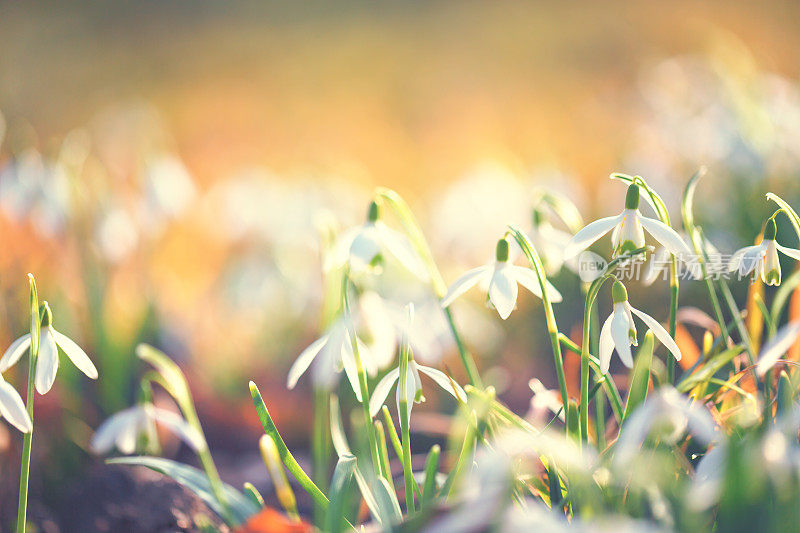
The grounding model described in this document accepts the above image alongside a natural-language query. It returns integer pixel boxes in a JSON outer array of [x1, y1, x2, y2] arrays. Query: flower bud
[[367, 200, 380, 223], [259, 434, 299, 519], [624, 184, 640, 210], [611, 280, 629, 304], [496, 238, 510, 262], [39, 301, 52, 328]]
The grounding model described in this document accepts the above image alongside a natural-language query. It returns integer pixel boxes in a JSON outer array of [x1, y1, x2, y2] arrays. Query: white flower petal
[[598, 314, 615, 374], [90, 406, 144, 454], [349, 224, 381, 268], [149, 407, 206, 452], [630, 307, 681, 362], [610, 309, 634, 368], [323, 227, 357, 272], [287, 335, 328, 389], [341, 339, 363, 402], [441, 266, 491, 308], [0, 334, 31, 373], [488, 263, 518, 320], [639, 216, 692, 257], [0, 379, 32, 433], [416, 364, 466, 401], [377, 223, 429, 280], [510, 266, 563, 303], [358, 292, 398, 370], [564, 214, 624, 259], [729, 244, 765, 276], [35, 328, 59, 395], [51, 329, 98, 380], [776, 243, 800, 262], [756, 321, 800, 377], [369, 368, 400, 418]]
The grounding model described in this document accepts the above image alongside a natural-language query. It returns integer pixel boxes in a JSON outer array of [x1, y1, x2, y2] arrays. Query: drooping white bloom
[[441, 238, 563, 320], [565, 184, 691, 260], [325, 201, 428, 280], [0, 303, 98, 395], [729, 218, 800, 286], [614, 387, 718, 468], [755, 321, 800, 376], [90, 403, 204, 455], [527, 378, 564, 424], [0, 374, 32, 433], [286, 316, 374, 401], [368, 358, 465, 422], [598, 280, 681, 374]]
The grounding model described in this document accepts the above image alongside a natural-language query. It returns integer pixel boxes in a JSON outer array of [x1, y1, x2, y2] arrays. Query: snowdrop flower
[[0, 374, 32, 433], [729, 218, 800, 286], [90, 403, 204, 455], [287, 316, 374, 401], [614, 387, 717, 468], [325, 201, 428, 280], [755, 320, 800, 376], [599, 280, 681, 374], [0, 302, 98, 395], [565, 184, 691, 260], [368, 358, 465, 423], [527, 378, 564, 424], [441, 238, 563, 320]]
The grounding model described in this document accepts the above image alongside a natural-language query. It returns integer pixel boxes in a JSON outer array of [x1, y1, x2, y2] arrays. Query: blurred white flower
[[529, 207, 574, 276], [565, 184, 691, 260], [0, 303, 98, 395], [442, 238, 562, 320], [95, 205, 140, 262], [286, 316, 374, 401], [614, 387, 717, 467], [729, 219, 800, 286], [325, 201, 428, 280], [527, 378, 564, 424], [755, 321, 800, 377], [0, 374, 32, 433], [90, 403, 203, 454], [142, 154, 196, 222], [599, 280, 681, 374]]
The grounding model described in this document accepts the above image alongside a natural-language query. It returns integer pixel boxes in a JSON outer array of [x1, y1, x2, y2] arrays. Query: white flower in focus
[[565, 184, 691, 260], [0, 302, 98, 395], [368, 358, 465, 423], [286, 317, 374, 401], [325, 201, 428, 280], [90, 403, 204, 455], [729, 218, 800, 286], [0, 374, 32, 433], [441, 238, 563, 320], [599, 280, 681, 374]]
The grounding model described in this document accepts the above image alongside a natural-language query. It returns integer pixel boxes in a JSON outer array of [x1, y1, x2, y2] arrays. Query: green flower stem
[[381, 407, 422, 502], [557, 334, 624, 422], [374, 419, 392, 483], [667, 257, 679, 384], [398, 334, 415, 515], [16, 275, 40, 533], [312, 388, 330, 525], [506, 226, 569, 423], [341, 275, 382, 480], [374, 188, 482, 387]]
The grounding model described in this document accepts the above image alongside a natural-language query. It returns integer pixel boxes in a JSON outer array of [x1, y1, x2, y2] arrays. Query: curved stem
[[374, 188, 482, 387], [506, 226, 569, 421]]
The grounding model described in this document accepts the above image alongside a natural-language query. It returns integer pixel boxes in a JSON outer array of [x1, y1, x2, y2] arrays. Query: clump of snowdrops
[[82, 173, 800, 532]]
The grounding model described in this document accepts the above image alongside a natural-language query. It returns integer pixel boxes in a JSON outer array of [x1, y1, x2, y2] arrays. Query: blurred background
[[1, 0, 800, 527]]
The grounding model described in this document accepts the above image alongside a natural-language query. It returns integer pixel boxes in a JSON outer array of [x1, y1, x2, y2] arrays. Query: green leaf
[[108, 456, 258, 525], [680, 167, 706, 232], [677, 345, 744, 393], [566, 400, 580, 442], [776, 370, 795, 416], [623, 331, 654, 423], [136, 344, 192, 408], [372, 477, 403, 524], [243, 482, 264, 509], [421, 444, 441, 504], [325, 455, 357, 533]]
